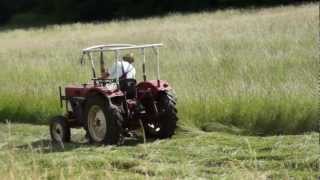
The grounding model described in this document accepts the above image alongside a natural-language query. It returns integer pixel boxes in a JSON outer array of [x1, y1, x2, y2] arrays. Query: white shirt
[[110, 61, 136, 79]]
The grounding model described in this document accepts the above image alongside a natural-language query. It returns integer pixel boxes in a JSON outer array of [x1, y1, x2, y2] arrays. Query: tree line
[[0, 0, 315, 25]]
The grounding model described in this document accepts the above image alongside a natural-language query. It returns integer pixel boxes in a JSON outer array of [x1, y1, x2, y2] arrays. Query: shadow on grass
[[16, 139, 84, 153], [15, 136, 158, 153]]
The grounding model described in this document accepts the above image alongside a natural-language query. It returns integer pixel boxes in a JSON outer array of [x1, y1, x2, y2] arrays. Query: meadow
[[0, 123, 318, 179], [0, 4, 318, 134], [0, 3, 318, 135], [0, 3, 319, 179]]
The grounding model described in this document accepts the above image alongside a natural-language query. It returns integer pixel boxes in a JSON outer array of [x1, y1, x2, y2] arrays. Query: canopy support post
[[141, 48, 146, 81], [156, 48, 160, 87], [100, 49, 106, 76], [115, 50, 120, 86]]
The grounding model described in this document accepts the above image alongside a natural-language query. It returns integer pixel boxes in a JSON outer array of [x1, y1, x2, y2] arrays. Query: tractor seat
[[119, 79, 137, 99]]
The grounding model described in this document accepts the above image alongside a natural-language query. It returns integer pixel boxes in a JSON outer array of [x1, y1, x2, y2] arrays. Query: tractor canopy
[[80, 43, 163, 86]]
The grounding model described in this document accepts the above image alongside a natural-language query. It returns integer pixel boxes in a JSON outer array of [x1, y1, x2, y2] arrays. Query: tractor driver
[[110, 53, 136, 80]]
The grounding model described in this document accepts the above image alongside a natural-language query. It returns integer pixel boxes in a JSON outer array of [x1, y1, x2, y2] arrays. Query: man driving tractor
[[102, 53, 136, 79], [116, 53, 136, 79]]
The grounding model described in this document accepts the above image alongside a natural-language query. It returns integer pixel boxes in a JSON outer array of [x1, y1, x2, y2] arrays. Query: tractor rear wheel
[[49, 116, 71, 143], [84, 95, 123, 145], [145, 93, 178, 139]]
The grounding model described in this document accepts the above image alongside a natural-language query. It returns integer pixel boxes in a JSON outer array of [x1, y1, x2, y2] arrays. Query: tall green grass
[[0, 4, 318, 134]]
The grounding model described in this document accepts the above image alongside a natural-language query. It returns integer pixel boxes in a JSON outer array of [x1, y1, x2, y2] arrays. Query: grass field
[[0, 123, 318, 179], [0, 3, 318, 135], [0, 3, 319, 179]]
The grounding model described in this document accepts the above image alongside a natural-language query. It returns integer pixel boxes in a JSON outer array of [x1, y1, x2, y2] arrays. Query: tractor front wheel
[[49, 116, 71, 143]]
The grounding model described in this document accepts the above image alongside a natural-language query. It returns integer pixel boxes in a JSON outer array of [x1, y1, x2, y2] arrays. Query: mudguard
[[136, 80, 172, 100]]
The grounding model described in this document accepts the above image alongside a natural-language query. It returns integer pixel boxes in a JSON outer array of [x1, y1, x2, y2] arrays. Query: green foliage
[[0, 4, 317, 135]]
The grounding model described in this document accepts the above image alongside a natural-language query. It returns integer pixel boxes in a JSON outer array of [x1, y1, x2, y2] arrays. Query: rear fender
[[64, 85, 123, 124], [137, 80, 172, 100], [65, 84, 124, 99], [85, 88, 124, 104]]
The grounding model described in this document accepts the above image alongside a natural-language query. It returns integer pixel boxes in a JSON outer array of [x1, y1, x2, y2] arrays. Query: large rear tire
[[144, 93, 178, 139], [84, 95, 123, 145], [49, 116, 71, 143]]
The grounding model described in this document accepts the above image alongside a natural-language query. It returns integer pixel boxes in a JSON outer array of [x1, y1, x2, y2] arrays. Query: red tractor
[[49, 44, 178, 145]]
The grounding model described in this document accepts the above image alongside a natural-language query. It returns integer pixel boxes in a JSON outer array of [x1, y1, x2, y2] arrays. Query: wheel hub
[[52, 124, 63, 141], [147, 122, 161, 134], [88, 105, 107, 142]]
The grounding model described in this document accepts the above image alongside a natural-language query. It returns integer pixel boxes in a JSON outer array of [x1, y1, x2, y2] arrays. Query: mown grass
[[0, 3, 318, 134], [0, 123, 319, 179]]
